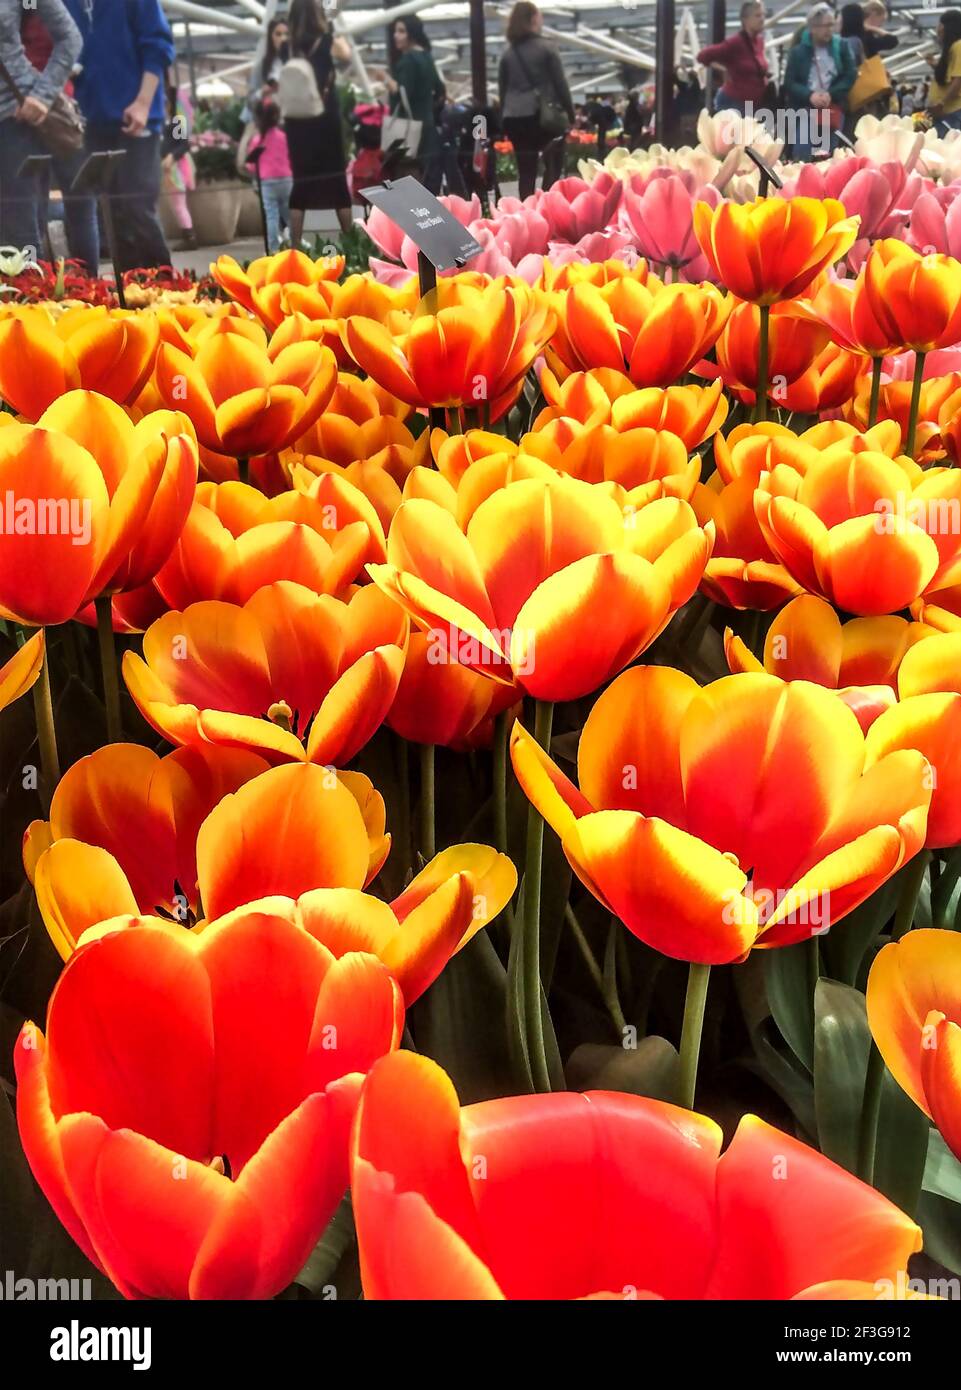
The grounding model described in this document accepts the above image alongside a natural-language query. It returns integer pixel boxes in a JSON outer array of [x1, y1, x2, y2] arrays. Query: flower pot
[[237, 186, 264, 239], [187, 182, 243, 246]]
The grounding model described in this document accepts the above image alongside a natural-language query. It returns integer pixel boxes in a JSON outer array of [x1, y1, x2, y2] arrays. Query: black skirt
[[285, 112, 350, 210]]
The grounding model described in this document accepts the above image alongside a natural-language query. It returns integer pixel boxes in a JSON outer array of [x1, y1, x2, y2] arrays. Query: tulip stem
[[95, 596, 122, 743], [420, 741, 435, 861], [857, 1042, 885, 1185], [868, 356, 883, 429], [493, 709, 510, 857], [755, 303, 770, 423], [891, 849, 932, 941], [31, 637, 60, 805], [522, 699, 555, 1094], [905, 351, 927, 460], [565, 904, 627, 1036], [677, 962, 711, 1111]]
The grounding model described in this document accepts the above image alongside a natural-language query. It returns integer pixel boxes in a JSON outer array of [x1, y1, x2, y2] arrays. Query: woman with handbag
[[384, 18, 445, 194], [279, 0, 352, 244], [697, 2, 773, 117], [783, 4, 856, 160], [842, 3, 896, 125], [0, 0, 80, 254], [498, 2, 574, 200], [926, 10, 961, 136]]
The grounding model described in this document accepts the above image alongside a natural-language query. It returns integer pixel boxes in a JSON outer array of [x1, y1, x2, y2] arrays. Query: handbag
[[0, 57, 84, 158], [380, 86, 422, 155], [511, 43, 570, 139], [848, 52, 893, 112]]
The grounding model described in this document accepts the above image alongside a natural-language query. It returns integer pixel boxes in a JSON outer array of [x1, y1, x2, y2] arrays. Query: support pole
[[706, 0, 725, 108], [655, 0, 677, 148], [470, 0, 488, 107]]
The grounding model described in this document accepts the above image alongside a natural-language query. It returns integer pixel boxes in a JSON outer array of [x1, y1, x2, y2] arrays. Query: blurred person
[[64, 0, 174, 272], [259, 15, 290, 98], [161, 72, 196, 252], [622, 87, 648, 148], [384, 17, 445, 193], [0, 0, 80, 255], [498, 1, 574, 199], [246, 97, 292, 252], [783, 4, 856, 159], [862, 1, 898, 58], [20, 5, 97, 273], [926, 9, 961, 135], [840, 4, 867, 67], [697, 2, 772, 116], [280, 0, 352, 242]]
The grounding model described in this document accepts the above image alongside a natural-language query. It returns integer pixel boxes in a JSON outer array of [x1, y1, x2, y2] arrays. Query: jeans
[[40, 147, 100, 275], [84, 126, 171, 274], [936, 108, 961, 137], [260, 176, 292, 252], [713, 92, 747, 115], [0, 118, 44, 256]]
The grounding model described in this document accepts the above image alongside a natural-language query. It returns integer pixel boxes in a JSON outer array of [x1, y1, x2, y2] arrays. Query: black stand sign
[[245, 144, 271, 257], [744, 146, 783, 198], [362, 177, 482, 432], [360, 175, 482, 272], [69, 149, 128, 308]]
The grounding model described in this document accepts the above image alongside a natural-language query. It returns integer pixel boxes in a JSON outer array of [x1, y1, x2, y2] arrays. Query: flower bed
[[1, 109, 961, 1314]]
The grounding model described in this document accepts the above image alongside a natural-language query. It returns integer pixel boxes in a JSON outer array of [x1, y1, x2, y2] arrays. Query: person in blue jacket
[[65, 0, 174, 271], [782, 4, 856, 160]]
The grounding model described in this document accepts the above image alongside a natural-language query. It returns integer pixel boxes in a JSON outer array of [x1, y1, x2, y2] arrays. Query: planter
[[237, 186, 264, 238], [187, 182, 244, 246]]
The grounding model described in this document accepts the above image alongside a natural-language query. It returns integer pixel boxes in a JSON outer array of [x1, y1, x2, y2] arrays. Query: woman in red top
[[698, 1, 770, 115]]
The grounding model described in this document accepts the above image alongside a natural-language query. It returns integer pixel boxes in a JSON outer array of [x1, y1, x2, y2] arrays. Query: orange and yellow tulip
[[343, 280, 554, 420], [211, 248, 345, 329], [351, 1051, 921, 1299], [0, 629, 44, 713], [387, 631, 521, 749], [0, 397, 196, 627], [547, 277, 731, 387], [30, 757, 516, 999], [0, 304, 159, 420], [154, 325, 337, 457], [860, 240, 961, 353], [153, 477, 381, 608], [707, 298, 828, 406], [864, 631, 961, 848], [511, 666, 931, 962], [368, 475, 712, 701], [867, 928, 961, 1163], [15, 910, 402, 1298], [123, 580, 408, 765], [24, 742, 269, 955], [724, 594, 934, 729], [692, 197, 859, 305], [755, 444, 961, 616], [531, 369, 729, 448], [692, 473, 804, 611], [812, 274, 908, 358], [846, 372, 961, 459]]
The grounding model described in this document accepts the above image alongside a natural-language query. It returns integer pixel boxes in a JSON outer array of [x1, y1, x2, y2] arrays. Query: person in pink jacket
[[246, 97, 293, 251]]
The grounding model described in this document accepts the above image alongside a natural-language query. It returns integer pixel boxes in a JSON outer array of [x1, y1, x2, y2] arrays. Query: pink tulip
[[363, 204, 407, 261], [469, 207, 551, 260], [908, 182, 961, 258], [622, 172, 722, 273], [884, 347, 961, 380], [534, 175, 622, 242]]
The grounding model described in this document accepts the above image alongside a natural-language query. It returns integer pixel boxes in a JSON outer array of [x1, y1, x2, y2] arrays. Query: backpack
[[277, 57, 324, 119]]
